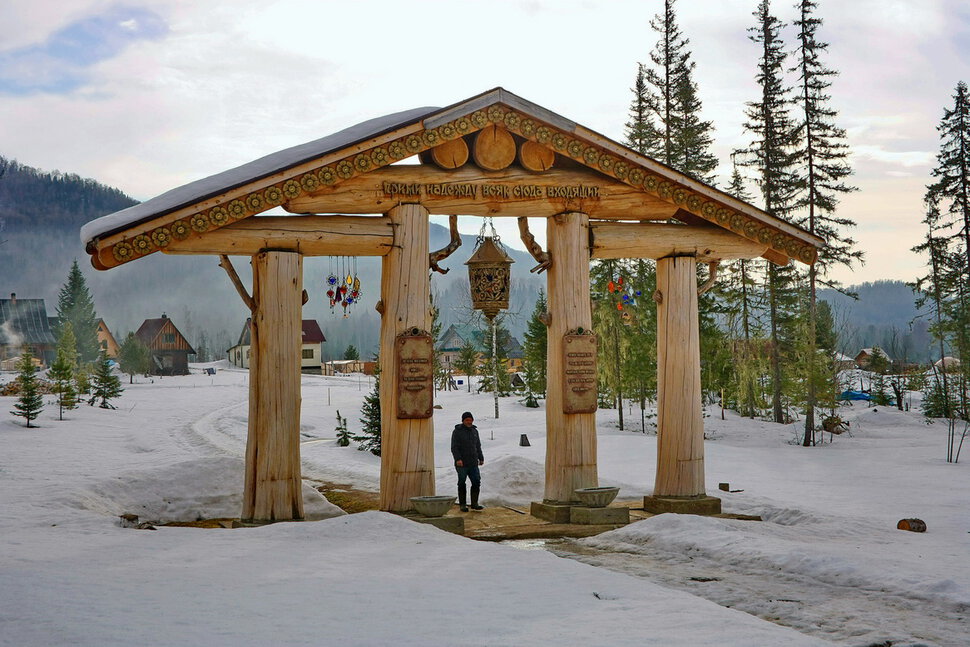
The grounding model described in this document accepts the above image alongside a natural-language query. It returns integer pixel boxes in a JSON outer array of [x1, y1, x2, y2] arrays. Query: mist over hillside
[[818, 281, 933, 362], [0, 156, 542, 359]]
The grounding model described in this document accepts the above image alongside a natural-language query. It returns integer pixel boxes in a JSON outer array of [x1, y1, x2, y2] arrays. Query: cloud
[[0, 5, 167, 95]]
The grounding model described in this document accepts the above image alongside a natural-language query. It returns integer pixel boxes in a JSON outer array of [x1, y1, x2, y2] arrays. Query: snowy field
[[1, 362, 968, 646]]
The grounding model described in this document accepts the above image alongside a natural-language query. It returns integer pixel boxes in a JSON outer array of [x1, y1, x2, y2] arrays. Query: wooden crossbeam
[[284, 165, 679, 221], [159, 215, 393, 257], [590, 221, 773, 263]]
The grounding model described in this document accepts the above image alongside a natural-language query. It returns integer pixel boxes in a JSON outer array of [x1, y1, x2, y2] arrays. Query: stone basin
[[410, 495, 456, 518], [574, 487, 620, 508]]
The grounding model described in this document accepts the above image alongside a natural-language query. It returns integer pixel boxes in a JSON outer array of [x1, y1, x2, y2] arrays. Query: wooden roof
[[81, 88, 823, 269], [135, 315, 196, 354]]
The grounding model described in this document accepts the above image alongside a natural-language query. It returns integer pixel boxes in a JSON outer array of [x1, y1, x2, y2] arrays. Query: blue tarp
[[839, 390, 870, 401]]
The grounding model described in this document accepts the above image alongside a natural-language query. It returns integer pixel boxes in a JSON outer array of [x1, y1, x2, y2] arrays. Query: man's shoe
[[460, 505, 469, 512], [470, 504, 484, 510]]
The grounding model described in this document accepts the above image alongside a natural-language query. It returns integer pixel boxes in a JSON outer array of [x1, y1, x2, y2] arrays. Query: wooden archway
[[82, 88, 822, 521]]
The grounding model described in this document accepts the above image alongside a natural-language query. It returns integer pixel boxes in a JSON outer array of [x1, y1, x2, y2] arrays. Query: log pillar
[[242, 250, 305, 522], [379, 203, 435, 511], [543, 211, 597, 502], [654, 255, 705, 497]]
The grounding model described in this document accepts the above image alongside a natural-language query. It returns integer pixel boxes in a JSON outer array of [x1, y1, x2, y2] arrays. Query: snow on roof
[[80, 106, 439, 245]]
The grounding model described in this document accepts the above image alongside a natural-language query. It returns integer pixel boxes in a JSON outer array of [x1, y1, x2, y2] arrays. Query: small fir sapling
[[335, 410, 352, 447], [88, 351, 123, 409], [10, 347, 44, 427]]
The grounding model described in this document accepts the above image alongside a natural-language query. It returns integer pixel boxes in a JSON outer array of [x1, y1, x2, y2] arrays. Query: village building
[[0, 293, 57, 367], [228, 318, 326, 373], [135, 314, 195, 375], [96, 319, 120, 358], [854, 347, 891, 369], [934, 356, 961, 372], [436, 322, 523, 374]]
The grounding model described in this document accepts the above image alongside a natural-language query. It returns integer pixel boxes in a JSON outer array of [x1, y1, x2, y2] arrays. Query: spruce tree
[[591, 259, 628, 428], [454, 339, 479, 393], [522, 290, 549, 398], [722, 157, 768, 417], [56, 260, 100, 364], [118, 332, 151, 384], [791, 0, 861, 444], [48, 346, 78, 420], [630, 0, 718, 182], [621, 259, 657, 431], [88, 352, 123, 409], [11, 347, 44, 427], [356, 361, 381, 456], [740, 0, 802, 424], [335, 410, 352, 447], [343, 344, 360, 361]]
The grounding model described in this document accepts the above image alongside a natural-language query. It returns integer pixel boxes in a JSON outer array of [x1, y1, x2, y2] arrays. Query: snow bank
[[69, 456, 344, 523], [584, 511, 969, 607]]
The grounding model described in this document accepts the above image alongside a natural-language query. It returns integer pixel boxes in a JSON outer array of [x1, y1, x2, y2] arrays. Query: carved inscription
[[396, 332, 434, 419], [382, 181, 600, 200], [563, 334, 598, 414]]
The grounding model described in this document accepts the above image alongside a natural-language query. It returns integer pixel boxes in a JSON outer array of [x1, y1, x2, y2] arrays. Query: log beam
[[591, 222, 770, 262], [242, 250, 305, 522], [161, 215, 393, 257], [543, 211, 597, 503], [284, 166, 678, 221], [379, 204, 435, 512], [654, 255, 705, 497], [473, 124, 516, 170]]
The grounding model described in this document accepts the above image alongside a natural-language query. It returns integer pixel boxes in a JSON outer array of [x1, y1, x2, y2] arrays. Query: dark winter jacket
[[451, 423, 484, 466]]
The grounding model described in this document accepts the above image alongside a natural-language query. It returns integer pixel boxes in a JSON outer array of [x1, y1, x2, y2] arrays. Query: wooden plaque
[[396, 331, 434, 419], [563, 334, 597, 414]]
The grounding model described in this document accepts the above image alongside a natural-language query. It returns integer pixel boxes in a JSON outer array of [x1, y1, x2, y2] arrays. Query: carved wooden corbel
[[697, 261, 720, 296], [538, 311, 551, 327], [429, 214, 462, 275], [517, 217, 551, 274]]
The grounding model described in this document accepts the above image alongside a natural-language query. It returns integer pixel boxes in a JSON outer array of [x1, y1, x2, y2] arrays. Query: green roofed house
[[0, 293, 57, 367]]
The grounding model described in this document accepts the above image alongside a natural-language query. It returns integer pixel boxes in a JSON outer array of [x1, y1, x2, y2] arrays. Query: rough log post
[[379, 203, 435, 511], [242, 250, 305, 522], [654, 255, 705, 497], [544, 211, 597, 502]]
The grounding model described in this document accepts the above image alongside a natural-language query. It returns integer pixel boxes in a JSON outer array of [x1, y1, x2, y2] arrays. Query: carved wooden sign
[[563, 334, 598, 414], [396, 330, 434, 419]]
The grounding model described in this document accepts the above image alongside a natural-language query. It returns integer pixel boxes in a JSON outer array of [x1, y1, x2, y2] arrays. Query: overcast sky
[[1, 0, 967, 285]]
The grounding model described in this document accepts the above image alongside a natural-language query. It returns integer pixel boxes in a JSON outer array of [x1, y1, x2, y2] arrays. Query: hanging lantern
[[466, 236, 515, 320]]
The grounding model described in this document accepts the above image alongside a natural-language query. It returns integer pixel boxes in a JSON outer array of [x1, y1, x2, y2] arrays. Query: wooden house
[[96, 319, 120, 358], [436, 323, 523, 374], [0, 293, 57, 366], [855, 347, 891, 369], [135, 314, 195, 375], [228, 318, 326, 373]]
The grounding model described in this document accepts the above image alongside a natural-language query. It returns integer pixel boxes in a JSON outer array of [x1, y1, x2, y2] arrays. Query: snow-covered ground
[[1, 363, 967, 646]]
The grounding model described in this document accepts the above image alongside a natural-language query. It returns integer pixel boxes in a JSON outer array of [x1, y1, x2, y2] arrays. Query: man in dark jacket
[[451, 411, 484, 512]]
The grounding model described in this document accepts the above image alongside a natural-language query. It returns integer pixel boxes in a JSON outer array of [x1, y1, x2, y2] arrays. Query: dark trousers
[[456, 465, 481, 506]]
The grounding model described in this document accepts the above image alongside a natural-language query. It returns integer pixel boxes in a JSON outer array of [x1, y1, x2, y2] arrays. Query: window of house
[[101, 340, 108, 349], [302, 348, 315, 359], [163, 333, 176, 344]]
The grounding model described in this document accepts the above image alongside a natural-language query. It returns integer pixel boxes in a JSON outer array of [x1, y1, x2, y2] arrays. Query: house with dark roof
[[135, 314, 196, 375], [227, 319, 326, 373], [437, 322, 523, 374], [0, 293, 57, 366]]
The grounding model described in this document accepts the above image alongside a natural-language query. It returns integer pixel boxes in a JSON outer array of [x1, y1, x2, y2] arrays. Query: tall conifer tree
[[791, 0, 860, 444], [522, 290, 549, 397], [740, 0, 802, 424], [56, 260, 100, 364], [627, 0, 718, 182]]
